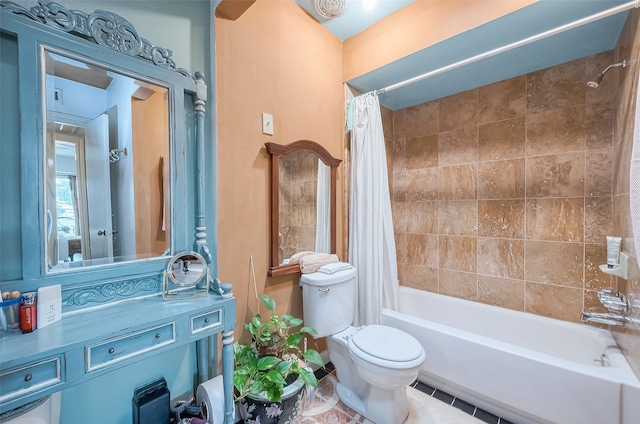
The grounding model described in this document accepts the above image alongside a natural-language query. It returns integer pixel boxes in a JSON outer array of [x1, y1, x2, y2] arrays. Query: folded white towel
[[317, 262, 353, 274], [289, 251, 315, 264], [299, 253, 339, 274]]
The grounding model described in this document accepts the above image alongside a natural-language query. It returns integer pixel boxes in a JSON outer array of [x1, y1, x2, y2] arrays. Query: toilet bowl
[[300, 265, 426, 424]]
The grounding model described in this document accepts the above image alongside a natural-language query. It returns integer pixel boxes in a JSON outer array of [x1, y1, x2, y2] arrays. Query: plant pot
[[236, 375, 306, 424]]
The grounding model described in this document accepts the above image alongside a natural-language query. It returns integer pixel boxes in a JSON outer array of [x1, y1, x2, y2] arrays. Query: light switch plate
[[262, 113, 273, 135]]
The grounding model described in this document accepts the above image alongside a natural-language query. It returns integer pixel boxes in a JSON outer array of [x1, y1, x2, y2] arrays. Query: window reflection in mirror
[[44, 50, 170, 271]]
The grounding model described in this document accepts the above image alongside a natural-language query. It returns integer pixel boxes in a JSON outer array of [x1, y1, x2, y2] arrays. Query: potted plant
[[234, 294, 325, 423]]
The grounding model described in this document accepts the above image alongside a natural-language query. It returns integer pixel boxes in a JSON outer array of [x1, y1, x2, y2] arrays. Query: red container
[[20, 293, 37, 333]]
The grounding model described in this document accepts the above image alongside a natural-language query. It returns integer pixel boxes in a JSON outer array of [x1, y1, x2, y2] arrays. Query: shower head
[[587, 59, 627, 88]]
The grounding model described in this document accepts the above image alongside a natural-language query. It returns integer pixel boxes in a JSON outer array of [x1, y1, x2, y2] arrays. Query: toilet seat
[[347, 325, 425, 369]]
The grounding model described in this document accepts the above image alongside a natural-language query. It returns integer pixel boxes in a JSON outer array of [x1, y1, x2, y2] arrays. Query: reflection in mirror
[[266, 141, 341, 276], [167, 252, 206, 287], [44, 50, 170, 271], [163, 251, 210, 301], [278, 152, 332, 265]]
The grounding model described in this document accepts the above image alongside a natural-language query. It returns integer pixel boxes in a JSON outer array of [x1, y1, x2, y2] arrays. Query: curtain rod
[[374, 0, 639, 96]]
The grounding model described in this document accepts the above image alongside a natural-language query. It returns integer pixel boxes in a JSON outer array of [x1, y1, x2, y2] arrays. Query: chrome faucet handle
[[598, 289, 620, 299], [602, 298, 629, 313]]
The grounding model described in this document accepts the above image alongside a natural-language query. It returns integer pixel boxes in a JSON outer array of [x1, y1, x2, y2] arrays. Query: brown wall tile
[[406, 233, 438, 267], [478, 275, 524, 311], [438, 127, 478, 166], [477, 238, 524, 280], [478, 117, 525, 162], [585, 149, 613, 197], [478, 76, 526, 124], [478, 199, 525, 238], [526, 58, 586, 114], [393, 170, 407, 202], [526, 198, 584, 242], [526, 107, 586, 156], [392, 140, 406, 171], [400, 265, 439, 293], [524, 241, 584, 287], [388, 48, 630, 340], [525, 282, 584, 322], [439, 235, 477, 272], [406, 135, 438, 169], [586, 102, 614, 149], [407, 201, 438, 234], [405, 168, 439, 201], [584, 197, 613, 244], [440, 90, 478, 131], [439, 164, 477, 200], [439, 269, 477, 301], [584, 243, 613, 291], [478, 158, 525, 199], [438, 200, 478, 236], [395, 100, 439, 140], [525, 152, 585, 198]]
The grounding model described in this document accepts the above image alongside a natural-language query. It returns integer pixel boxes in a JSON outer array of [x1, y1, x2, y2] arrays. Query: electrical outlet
[[262, 113, 273, 135]]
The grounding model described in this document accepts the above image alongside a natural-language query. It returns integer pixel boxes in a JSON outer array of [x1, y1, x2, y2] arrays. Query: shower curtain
[[631, 69, 640, 260], [348, 92, 398, 326]]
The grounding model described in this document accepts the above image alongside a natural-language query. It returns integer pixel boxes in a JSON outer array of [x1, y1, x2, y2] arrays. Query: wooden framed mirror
[[265, 140, 341, 277]]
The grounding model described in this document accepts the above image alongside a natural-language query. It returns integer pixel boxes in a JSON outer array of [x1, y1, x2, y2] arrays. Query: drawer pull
[[155, 333, 161, 339], [108, 348, 115, 354], [24, 373, 32, 382], [204, 318, 210, 323]]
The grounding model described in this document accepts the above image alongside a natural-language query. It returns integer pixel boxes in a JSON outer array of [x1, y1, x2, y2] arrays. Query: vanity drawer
[[86, 323, 176, 372], [191, 309, 222, 335], [0, 356, 64, 403]]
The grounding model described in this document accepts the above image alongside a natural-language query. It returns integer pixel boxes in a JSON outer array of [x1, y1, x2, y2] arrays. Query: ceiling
[[299, 0, 632, 111]]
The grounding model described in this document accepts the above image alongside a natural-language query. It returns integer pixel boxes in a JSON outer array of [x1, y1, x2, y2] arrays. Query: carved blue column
[[193, 71, 211, 264]]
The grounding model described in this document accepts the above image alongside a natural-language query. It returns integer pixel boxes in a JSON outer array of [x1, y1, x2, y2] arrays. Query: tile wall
[[384, 10, 640, 377], [612, 8, 640, 377], [385, 51, 618, 323], [279, 149, 318, 263]]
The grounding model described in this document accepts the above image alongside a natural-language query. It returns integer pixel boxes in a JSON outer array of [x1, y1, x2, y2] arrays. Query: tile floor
[[300, 365, 514, 424]]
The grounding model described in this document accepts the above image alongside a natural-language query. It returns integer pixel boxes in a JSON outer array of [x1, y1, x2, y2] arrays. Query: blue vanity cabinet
[[0, 2, 235, 422], [0, 294, 235, 414]]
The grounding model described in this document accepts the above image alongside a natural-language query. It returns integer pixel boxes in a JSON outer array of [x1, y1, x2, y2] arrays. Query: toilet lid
[[349, 325, 423, 362]]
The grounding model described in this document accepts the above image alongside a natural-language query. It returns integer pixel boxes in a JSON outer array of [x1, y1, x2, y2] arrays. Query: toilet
[[300, 264, 425, 424]]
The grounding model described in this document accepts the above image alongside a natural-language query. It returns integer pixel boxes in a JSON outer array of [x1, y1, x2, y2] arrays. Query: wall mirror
[[265, 141, 342, 277], [1, 0, 210, 292], [45, 50, 170, 271]]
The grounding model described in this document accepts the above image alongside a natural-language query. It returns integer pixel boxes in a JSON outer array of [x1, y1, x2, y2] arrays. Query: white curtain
[[631, 69, 640, 259], [349, 92, 398, 326], [315, 159, 331, 253]]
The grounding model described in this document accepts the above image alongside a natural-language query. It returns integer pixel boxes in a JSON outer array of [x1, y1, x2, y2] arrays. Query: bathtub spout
[[580, 311, 626, 326]]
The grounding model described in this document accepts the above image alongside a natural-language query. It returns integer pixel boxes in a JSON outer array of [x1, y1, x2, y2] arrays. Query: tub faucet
[[580, 311, 626, 326]]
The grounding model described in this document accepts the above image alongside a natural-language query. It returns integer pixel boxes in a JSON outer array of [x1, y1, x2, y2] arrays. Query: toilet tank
[[299, 265, 357, 338]]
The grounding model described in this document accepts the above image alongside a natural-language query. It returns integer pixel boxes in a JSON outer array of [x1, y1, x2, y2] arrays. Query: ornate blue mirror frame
[[0, 0, 212, 309]]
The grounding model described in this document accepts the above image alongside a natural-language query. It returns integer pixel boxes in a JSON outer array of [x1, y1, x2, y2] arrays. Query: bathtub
[[381, 287, 640, 424]]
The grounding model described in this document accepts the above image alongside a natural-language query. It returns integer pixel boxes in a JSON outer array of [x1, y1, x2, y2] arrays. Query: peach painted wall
[[215, 0, 344, 343], [611, 8, 640, 378], [343, 0, 537, 81]]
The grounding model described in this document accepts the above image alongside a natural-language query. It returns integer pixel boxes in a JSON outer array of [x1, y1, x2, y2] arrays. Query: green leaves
[[259, 294, 276, 311], [303, 349, 324, 368], [234, 294, 328, 403]]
